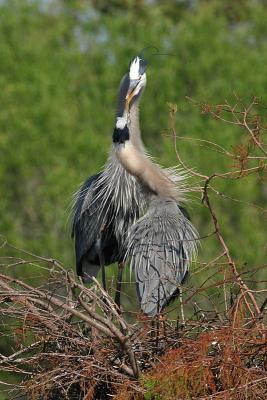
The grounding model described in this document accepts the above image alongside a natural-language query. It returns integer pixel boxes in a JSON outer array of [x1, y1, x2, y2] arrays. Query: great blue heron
[[72, 54, 198, 315], [71, 55, 148, 307]]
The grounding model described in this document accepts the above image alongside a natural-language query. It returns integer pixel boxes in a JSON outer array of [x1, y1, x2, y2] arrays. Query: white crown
[[129, 57, 141, 80]]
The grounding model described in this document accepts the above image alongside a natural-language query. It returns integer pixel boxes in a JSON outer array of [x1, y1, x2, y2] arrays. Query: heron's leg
[[99, 251, 106, 291], [115, 261, 124, 310], [95, 236, 106, 291], [179, 286, 185, 325]]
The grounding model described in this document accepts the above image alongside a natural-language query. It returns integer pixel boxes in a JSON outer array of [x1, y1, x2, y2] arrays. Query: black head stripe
[[113, 125, 130, 144], [138, 57, 147, 75], [117, 74, 130, 117]]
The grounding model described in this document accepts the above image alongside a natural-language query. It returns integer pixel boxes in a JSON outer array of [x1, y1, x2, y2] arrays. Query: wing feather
[[126, 197, 198, 316]]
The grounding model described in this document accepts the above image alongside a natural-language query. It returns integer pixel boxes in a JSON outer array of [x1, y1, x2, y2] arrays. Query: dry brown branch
[[168, 98, 266, 323], [1, 229, 266, 399]]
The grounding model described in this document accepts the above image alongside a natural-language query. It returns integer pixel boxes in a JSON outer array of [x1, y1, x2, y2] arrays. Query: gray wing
[[72, 174, 102, 272], [126, 198, 198, 316], [72, 173, 119, 280]]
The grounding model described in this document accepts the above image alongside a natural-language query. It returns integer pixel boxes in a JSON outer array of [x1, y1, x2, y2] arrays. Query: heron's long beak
[[125, 79, 141, 106]]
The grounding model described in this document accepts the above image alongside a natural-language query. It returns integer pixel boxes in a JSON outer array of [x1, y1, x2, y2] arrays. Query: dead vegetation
[[0, 98, 267, 399], [0, 251, 266, 399]]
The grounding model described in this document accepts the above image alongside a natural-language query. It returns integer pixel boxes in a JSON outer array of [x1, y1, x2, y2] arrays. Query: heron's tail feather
[[125, 197, 198, 316]]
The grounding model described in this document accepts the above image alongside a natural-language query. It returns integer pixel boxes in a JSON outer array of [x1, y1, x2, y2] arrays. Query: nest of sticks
[[0, 245, 266, 400]]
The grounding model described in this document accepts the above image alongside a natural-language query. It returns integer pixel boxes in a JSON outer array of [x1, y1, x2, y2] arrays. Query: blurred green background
[[0, 0, 267, 396]]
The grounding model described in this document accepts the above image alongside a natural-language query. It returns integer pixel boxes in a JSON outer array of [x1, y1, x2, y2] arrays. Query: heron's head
[[116, 55, 147, 121], [126, 56, 147, 105]]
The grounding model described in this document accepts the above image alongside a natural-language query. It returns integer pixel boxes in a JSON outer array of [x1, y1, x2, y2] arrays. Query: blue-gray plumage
[[124, 198, 198, 316], [71, 55, 148, 301], [71, 173, 120, 282]]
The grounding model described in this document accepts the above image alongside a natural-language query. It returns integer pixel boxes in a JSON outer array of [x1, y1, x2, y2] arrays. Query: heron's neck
[[115, 141, 177, 200], [114, 104, 177, 200], [128, 103, 145, 152]]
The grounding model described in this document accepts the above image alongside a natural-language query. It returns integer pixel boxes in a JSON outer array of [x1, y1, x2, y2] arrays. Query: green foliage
[[142, 378, 160, 400], [0, 0, 266, 306]]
